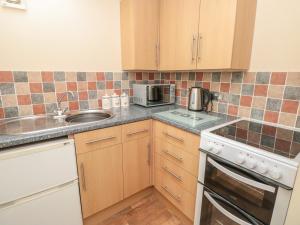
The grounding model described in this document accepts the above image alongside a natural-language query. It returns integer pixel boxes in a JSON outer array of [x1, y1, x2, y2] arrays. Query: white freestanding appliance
[[0, 138, 83, 225]]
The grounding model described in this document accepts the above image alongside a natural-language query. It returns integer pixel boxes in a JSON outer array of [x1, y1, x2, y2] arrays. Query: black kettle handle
[[203, 89, 211, 106]]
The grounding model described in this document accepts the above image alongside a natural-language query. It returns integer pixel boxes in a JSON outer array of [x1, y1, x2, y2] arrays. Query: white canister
[[121, 92, 129, 107], [111, 93, 121, 108], [102, 94, 111, 110]]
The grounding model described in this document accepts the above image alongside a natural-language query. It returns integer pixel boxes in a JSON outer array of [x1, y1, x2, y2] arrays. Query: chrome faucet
[[55, 91, 75, 117]]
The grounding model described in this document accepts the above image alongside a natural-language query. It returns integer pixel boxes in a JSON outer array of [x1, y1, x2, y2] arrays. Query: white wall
[[0, 0, 300, 72], [0, 0, 122, 71], [250, 0, 300, 72]]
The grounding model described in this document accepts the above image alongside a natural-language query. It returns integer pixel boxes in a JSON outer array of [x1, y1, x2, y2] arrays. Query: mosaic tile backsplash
[[0, 71, 160, 118], [0, 70, 299, 128], [161, 72, 300, 128]]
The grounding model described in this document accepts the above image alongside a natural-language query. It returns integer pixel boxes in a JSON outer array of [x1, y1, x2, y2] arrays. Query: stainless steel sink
[[0, 115, 66, 135], [0, 110, 114, 135], [64, 110, 114, 123]]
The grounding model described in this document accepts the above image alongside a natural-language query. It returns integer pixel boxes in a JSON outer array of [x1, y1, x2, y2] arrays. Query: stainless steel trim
[[147, 143, 151, 166], [192, 35, 197, 62], [162, 149, 183, 162], [86, 136, 116, 144], [127, 129, 149, 136], [161, 185, 181, 202], [80, 163, 87, 191], [162, 166, 182, 182], [208, 157, 276, 193], [163, 132, 184, 143], [204, 191, 252, 225], [197, 34, 203, 62]]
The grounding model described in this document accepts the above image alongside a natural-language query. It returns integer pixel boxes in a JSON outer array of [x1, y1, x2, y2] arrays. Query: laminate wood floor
[[98, 192, 192, 225]]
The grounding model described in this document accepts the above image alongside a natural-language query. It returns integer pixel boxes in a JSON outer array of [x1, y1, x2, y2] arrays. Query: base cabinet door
[[77, 144, 124, 218], [123, 136, 151, 198]]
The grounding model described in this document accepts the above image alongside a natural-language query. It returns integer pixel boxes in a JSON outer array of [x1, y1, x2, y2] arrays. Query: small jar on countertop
[[121, 92, 129, 107], [111, 93, 121, 108], [102, 94, 111, 110]]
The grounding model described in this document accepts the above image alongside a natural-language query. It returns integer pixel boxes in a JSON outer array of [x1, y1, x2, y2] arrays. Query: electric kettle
[[188, 87, 211, 111]]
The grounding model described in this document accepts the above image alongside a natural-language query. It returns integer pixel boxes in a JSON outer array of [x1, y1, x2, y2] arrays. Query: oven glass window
[[204, 157, 277, 225], [200, 188, 264, 225]]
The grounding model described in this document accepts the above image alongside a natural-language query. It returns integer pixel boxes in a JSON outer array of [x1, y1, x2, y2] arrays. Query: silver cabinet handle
[[163, 132, 184, 143], [86, 136, 116, 144], [204, 191, 252, 225], [197, 34, 203, 62], [208, 158, 276, 193], [127, 129, 149, 136], [147, 143, 151, 166], [162, 149, 183, 162], [80, 163, 87, 191], [191, 35, 197, 62], [156, 43, 160, 68], [162, 166, 182, 182], [161, 185, 181, 202]]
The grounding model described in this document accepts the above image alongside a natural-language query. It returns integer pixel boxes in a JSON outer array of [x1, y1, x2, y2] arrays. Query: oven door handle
[[204, 191, 257, 225], [208, 157, 276, 193]]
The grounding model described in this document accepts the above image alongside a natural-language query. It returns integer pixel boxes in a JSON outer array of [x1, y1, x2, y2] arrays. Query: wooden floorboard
[[98, 191, 192, 225]]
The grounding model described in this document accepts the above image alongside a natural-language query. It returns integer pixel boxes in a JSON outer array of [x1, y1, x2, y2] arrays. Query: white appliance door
[[0, 181, 83, 225], [0, 139, 78, 205]]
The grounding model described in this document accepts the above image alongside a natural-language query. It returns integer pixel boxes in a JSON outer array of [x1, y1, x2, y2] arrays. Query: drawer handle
[[161, 185, 181, 202], [163, 132, 184, 143], [162, 149, 183, 162], [147, 143, 151, 166], [80, 163, 87, 191], [86, 136, 116, 144], [162, 166, 182, 182], [127, 129, 149, 136]]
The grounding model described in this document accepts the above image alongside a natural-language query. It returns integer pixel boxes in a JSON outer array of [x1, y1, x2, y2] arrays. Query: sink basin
[[0, 115, 66, 135], [65, 110, 114, 123]]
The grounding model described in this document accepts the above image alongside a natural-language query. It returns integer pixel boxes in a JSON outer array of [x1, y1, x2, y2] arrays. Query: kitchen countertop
[[0, 105, 236, 150]]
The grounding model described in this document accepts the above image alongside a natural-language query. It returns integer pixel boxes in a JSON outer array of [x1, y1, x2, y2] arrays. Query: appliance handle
[[204, 191, 258, 225], [207, 157, 276, 193], [202, 89, 211, 106]]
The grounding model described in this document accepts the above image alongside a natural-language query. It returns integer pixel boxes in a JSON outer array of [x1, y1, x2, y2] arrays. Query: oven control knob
[[213, 145, 223, 155], [236, 153, 246, 164], [270, 167, 281, 180], [207, 141, 214, 152], [257, 162, 268, 174], [246, 157, 257, 169]]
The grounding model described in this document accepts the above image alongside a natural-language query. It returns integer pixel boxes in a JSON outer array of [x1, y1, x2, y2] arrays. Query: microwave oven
[[133, 84, 176, 107]]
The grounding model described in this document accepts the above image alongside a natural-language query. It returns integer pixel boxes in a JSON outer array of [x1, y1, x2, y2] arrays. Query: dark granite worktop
[[0, 105, 236, 150]]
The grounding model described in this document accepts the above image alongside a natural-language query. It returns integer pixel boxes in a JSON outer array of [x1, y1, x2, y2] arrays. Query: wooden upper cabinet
[[197, 0, 257, 70], [120, 0, 159, 70], [159, 0, 201, 70]]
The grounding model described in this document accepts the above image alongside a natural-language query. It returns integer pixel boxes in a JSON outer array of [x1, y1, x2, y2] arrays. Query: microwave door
[[201, 189, 264, 225]]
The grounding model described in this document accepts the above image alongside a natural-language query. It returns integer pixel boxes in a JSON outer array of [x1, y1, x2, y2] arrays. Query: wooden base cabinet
[[74, 121, 152, 219], [153, 121, 200, 221], [123, 136, 151, 198], [77, 145, 124, 219]]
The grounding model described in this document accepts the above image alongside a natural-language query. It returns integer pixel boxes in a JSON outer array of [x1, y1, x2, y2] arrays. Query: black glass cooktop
[[212, 120, 300, 159]]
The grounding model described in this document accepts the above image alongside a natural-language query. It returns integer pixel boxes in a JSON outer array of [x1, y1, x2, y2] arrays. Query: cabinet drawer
[[153, 121, 200, 156], [74, 126, 122, 154], [155, 153, 197, 195], [122, 120, 151, 142], [155, 137, 199, 177], [155, 169, 196, 220]]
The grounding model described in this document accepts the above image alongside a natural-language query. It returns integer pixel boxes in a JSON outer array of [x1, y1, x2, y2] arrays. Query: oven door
[[200, 185, 264, 225], [203, 155, 278, 225]]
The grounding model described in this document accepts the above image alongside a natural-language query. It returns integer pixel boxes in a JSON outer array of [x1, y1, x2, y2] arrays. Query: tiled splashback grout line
[[0, 70, 299, 128], [161, 71, 300, 128]]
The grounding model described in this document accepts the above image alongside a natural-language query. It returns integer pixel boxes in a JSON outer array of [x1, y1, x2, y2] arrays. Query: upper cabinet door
[[160, 0, 201, 71], [197, 0, 257, 70], [120, 0, 159, 71]]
